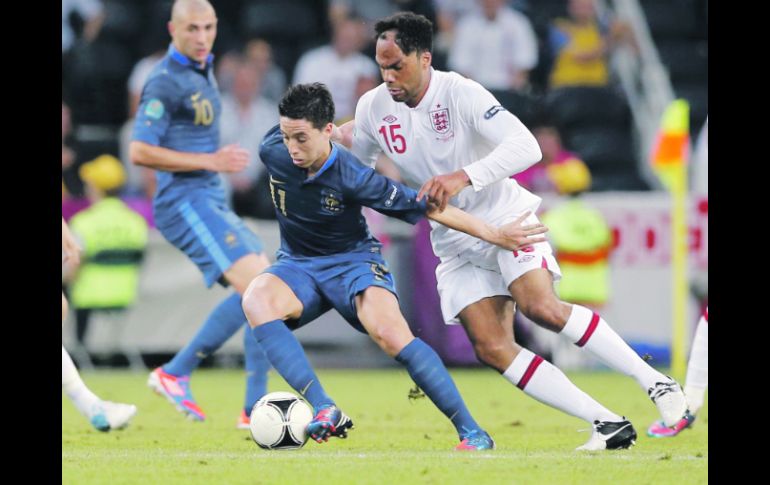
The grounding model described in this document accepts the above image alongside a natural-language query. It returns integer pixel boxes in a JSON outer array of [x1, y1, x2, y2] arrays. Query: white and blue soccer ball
[[249, 391, 313, 450]]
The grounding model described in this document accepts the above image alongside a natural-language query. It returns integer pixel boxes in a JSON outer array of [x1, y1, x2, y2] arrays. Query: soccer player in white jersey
[[647, 307, 708, 437], [336, 12, 689, 450], [62, 218, 137, 432]]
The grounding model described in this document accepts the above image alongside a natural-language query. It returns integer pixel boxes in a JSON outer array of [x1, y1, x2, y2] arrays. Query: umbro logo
[[382, 115, 397, 124], [483, 105, 506, 119]]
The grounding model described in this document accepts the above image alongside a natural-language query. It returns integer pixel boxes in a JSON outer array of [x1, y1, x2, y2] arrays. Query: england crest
[[430, 107, 451, 134]]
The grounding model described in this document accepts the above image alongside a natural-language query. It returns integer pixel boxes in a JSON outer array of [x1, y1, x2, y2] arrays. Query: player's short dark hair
[[374, 12, 433, 55], [279, 83, 335, 130]]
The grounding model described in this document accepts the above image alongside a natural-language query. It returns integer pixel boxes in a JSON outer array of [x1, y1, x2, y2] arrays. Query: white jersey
[[352, 68, 543, 258]]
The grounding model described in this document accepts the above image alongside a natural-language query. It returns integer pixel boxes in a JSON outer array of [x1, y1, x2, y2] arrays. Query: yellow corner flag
[[650, 99, 690, 190], [650, 99, 690, 378]]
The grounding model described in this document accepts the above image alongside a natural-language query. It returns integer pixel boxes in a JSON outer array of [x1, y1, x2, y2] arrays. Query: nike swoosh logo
[[191, 92, 202, 101], [600, 422, 632, 439], [300, 379, 314, 395]]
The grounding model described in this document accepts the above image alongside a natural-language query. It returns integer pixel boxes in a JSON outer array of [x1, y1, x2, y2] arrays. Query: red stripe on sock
[[541, 256, 548, 269], [517, 355, 544, 390], [575, 312, 600, 347]]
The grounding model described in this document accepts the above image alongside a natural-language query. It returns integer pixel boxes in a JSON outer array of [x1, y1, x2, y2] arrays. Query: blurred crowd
[[62, 0, 707, 223]]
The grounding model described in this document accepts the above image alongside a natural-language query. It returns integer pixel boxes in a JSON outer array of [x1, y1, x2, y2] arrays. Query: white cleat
[[648, 377, 688, 427], [90, 401, 137, 432]]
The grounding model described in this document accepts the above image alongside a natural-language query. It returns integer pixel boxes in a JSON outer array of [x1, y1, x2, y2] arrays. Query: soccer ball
[[249, 391, 313, 450]]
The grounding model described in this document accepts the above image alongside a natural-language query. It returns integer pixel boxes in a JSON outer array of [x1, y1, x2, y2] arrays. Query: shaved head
[[171, 0, 214, 22], [168, 0, 217, 66]]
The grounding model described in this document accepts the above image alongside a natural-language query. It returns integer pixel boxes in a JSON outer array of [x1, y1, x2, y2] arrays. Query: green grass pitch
[[63, 368, 707, 484]]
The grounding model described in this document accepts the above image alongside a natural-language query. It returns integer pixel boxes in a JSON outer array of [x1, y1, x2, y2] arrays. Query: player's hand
[[492, 211, 548, 251], [417, 169, 471, 212], [213, 144, 250, 173]]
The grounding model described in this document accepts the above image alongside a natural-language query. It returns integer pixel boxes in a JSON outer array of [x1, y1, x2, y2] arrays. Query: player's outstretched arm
[[332, 120, 355, 148], [427, 207, 547, 251], [130, 141, 249, 173], [347, 157, 545, 251]]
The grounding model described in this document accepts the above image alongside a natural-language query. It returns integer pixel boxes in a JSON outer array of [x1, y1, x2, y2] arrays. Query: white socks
[[62, 345, 100, 418], [684, 310, 708, 414], [561, 305, 667, 390], [503, 348, 622, 424]]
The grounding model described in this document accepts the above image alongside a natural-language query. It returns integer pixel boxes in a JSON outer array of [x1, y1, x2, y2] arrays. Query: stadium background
[[61, 0, 708, 371]]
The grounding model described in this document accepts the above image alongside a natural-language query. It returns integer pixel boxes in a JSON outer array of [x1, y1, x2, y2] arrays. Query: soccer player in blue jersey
[[242, 83, 548, 450], [129, 0, 270, 428]]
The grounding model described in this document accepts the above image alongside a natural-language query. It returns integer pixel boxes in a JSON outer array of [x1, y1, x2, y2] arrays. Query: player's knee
[[242, 287, 281, 324], [368, 321, 412, 356], [519, 299, 564, 328], [372, 328, 398, 355], [241, 293, 258, 321], [472, 339, 510, 369]]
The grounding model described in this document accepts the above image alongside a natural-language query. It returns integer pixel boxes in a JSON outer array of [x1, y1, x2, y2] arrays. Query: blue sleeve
[[342, 159, 428, 225], [258, 124, 282, 171], [131, 74, 179, 146]]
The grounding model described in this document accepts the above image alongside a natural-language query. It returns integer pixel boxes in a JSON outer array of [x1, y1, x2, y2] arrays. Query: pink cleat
[[147, 367, 205, 421], [647, 412, 696, 438]]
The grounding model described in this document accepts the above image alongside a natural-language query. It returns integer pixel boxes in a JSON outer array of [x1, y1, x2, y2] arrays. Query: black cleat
[[576, 419, 637, 451]]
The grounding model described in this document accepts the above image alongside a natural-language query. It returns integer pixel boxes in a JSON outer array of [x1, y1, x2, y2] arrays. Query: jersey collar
[[303, 143, 339, 183], [411, 67, 438, 111], [168, 44, 214, 70]]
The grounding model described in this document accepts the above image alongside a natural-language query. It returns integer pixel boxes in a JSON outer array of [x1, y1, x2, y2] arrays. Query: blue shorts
[[264, 248, 398, 333], [155, 193, 264, 287]]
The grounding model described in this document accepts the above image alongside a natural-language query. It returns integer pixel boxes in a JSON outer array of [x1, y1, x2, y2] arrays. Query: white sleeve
[[458, 80, 542, 191], [350, 93, 383, 168]]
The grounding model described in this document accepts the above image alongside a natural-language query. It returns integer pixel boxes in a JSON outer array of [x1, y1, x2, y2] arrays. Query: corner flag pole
[[650, 100, 690, 378]]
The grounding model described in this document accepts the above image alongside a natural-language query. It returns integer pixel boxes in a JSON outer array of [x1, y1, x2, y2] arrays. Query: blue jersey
[[131, 44, 222, 211], [130, 44, 264, 287], [259, 124, 429, 257]]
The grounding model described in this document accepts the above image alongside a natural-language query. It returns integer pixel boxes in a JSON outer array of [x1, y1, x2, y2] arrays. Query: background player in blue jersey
[[129, 0, 270, 429], [243, 83, 548, 450]]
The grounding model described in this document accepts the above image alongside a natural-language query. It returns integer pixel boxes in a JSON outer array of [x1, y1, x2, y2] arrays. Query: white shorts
[[435, 213, 561, 324]]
